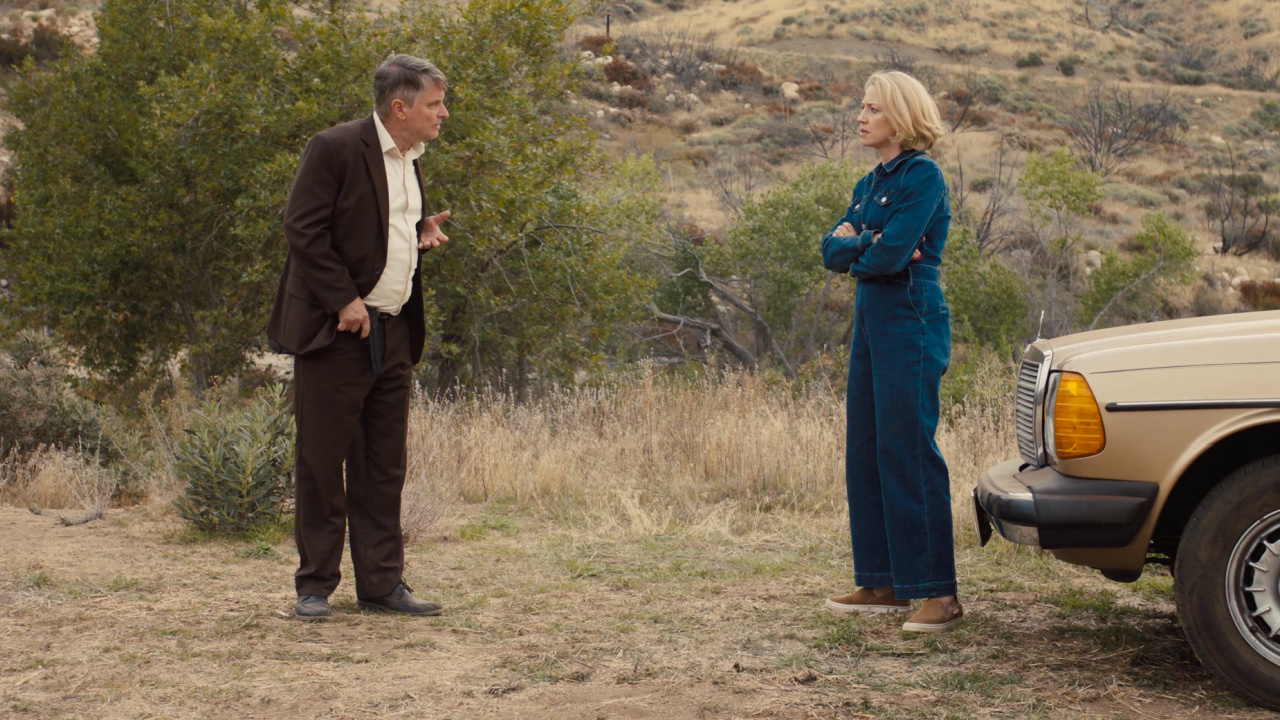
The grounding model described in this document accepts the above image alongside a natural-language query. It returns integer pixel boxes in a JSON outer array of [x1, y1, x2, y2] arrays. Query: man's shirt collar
[[372, 112, 424, 160]]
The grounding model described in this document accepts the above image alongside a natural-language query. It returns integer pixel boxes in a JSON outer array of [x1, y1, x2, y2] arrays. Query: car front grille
[[1015, 354, 1042, 465]]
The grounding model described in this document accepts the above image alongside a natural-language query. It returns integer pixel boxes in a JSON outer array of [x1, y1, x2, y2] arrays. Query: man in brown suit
[[267, 55, 451, 620]]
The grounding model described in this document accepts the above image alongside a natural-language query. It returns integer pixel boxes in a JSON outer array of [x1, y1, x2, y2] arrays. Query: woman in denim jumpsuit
[[819, 72, 961, 632]]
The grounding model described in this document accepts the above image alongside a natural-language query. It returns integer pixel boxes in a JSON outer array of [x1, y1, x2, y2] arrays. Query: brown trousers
[[292, 312, 412, 600]]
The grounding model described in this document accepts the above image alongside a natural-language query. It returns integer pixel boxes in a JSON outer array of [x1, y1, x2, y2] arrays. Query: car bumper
[[973, 459, 1160, 550]]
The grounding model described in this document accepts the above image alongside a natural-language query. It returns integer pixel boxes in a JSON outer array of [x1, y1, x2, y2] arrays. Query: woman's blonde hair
[[865, 71, 946, 152]]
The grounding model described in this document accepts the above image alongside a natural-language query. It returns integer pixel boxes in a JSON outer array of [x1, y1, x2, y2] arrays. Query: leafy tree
[[6, 0, 653, 397], [1019, 148, 1102, 337], [1021, 148, 1103, 246], [941, 226, 1027, 350], [389, 0, 655, 394], [5, 0, 376, 393], [1080, 212, 1197, 329], [720, 160, 861, 366], [648, 161, 861, 375]]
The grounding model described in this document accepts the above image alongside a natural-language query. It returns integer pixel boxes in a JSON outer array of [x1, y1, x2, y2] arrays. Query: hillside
[[569, 0, 1280, 318]]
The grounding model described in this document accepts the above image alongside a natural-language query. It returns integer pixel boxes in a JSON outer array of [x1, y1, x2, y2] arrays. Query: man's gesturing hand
[[337, 297, 370, 338], [419, 210, 451, 250]]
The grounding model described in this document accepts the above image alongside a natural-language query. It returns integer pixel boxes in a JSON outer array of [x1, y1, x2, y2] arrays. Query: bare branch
[[804, 105, 860, 162], [648, 303, 759, 370], [1064, 83, 1186, 177], [707, 147, 767, 219]]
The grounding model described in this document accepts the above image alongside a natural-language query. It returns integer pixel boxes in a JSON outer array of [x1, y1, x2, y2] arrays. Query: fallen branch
[[649, 302, 759, 371]]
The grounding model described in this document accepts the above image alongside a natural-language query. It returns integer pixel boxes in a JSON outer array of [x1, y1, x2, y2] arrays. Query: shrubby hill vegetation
[[553, 4, 1274, 386], [0, 0, 1274, 526]]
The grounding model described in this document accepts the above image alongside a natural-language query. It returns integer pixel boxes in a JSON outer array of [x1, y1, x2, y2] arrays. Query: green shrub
[[754, 119, 812, 149], [1254, 100, 1280, 133], [173, 384, 294, 535], [1058, 57, 1077, 76], [1104, 183, 1166, 208], [941, 227, 1028, 351], [0, 330, 156, 502], [646, 94, 673, 114], [1016, 52, 1044, 68], [0, 330, 113, 460], [969, 75, 1008, 105], [969, 175, 996, 193], [1170, 66, 1210, 85], [1240, 17, 1273, 40], [1080, 213, 1197, 329]]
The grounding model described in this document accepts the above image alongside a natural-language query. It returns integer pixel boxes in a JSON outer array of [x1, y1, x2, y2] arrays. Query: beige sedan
[[974, 310, 1280, 710]]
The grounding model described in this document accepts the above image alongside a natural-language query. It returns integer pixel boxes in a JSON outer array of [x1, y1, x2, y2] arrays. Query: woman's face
[[858, 85, 900, 152]]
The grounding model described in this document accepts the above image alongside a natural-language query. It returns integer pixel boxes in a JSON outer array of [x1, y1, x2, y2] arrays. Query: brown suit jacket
[[267, 115, 427, 364]]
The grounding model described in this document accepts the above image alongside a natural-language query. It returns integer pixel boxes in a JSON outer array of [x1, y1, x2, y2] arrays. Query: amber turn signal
[[1049, 372, 1106, 459]]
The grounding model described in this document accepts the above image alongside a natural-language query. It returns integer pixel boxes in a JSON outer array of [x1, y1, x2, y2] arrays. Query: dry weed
[[402, 362, 1016, 542], [0, 445, 115, 522]]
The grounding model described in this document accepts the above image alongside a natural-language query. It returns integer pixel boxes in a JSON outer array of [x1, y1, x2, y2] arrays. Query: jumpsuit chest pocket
[[856, 189, 895, 231]]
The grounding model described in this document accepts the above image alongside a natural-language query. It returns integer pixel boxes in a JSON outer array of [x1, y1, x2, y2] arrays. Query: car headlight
[[1045, 371, 1106, 461]]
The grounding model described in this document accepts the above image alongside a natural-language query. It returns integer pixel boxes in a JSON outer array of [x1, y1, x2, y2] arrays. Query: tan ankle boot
[[902, 596, 963, 632], [825, 586, 911, 614]]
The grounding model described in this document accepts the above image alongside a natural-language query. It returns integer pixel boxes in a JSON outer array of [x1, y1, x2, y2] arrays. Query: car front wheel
[[1176, 454, 1280, 710]]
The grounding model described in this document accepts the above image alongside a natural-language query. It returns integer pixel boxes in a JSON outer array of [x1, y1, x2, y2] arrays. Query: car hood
[[1043, 311, 1280, 374]]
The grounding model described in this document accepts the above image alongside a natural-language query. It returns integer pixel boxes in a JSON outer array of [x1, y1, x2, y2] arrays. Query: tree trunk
[[433, 311, 467, 398], [516, 345, 530, 405]]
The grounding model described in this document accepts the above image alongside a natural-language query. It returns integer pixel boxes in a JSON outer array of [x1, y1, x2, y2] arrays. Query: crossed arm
[[819, 164, 944, 278]]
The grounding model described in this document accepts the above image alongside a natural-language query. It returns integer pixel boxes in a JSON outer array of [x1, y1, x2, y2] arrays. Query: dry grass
[[2, 370, 1276, 718], [399, 364, 1014, 547], [0, 446, 115, 521]]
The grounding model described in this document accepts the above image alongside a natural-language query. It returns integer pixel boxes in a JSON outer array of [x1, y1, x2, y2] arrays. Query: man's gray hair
[[374, 54, 448, 118]]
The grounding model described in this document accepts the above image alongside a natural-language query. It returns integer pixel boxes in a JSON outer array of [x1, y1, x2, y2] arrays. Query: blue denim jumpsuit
[[820, 150, 955, 600]]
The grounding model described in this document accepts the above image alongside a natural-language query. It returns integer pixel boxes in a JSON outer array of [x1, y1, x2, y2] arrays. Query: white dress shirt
[[363, 112, 424, 315]]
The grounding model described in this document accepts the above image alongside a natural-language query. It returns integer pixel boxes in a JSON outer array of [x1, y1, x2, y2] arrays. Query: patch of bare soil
[[1, 505, 1277, 719]]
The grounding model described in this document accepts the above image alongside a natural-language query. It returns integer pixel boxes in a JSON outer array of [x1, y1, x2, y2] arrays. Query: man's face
[[396, 83, 448, 144]]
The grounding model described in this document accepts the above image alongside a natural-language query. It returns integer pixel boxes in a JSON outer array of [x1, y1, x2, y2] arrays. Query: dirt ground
[[1, 505, 1278, 720]]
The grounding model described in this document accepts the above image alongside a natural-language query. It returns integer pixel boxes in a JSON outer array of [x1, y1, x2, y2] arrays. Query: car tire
[[1175, 454, 1280, 710]]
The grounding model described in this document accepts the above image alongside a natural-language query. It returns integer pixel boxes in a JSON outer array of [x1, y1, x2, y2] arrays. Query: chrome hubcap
[[1228, 508, 1280, 668]]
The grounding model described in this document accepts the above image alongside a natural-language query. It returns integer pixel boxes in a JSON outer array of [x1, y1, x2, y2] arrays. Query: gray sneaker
[[295, 594, 333, 621]]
